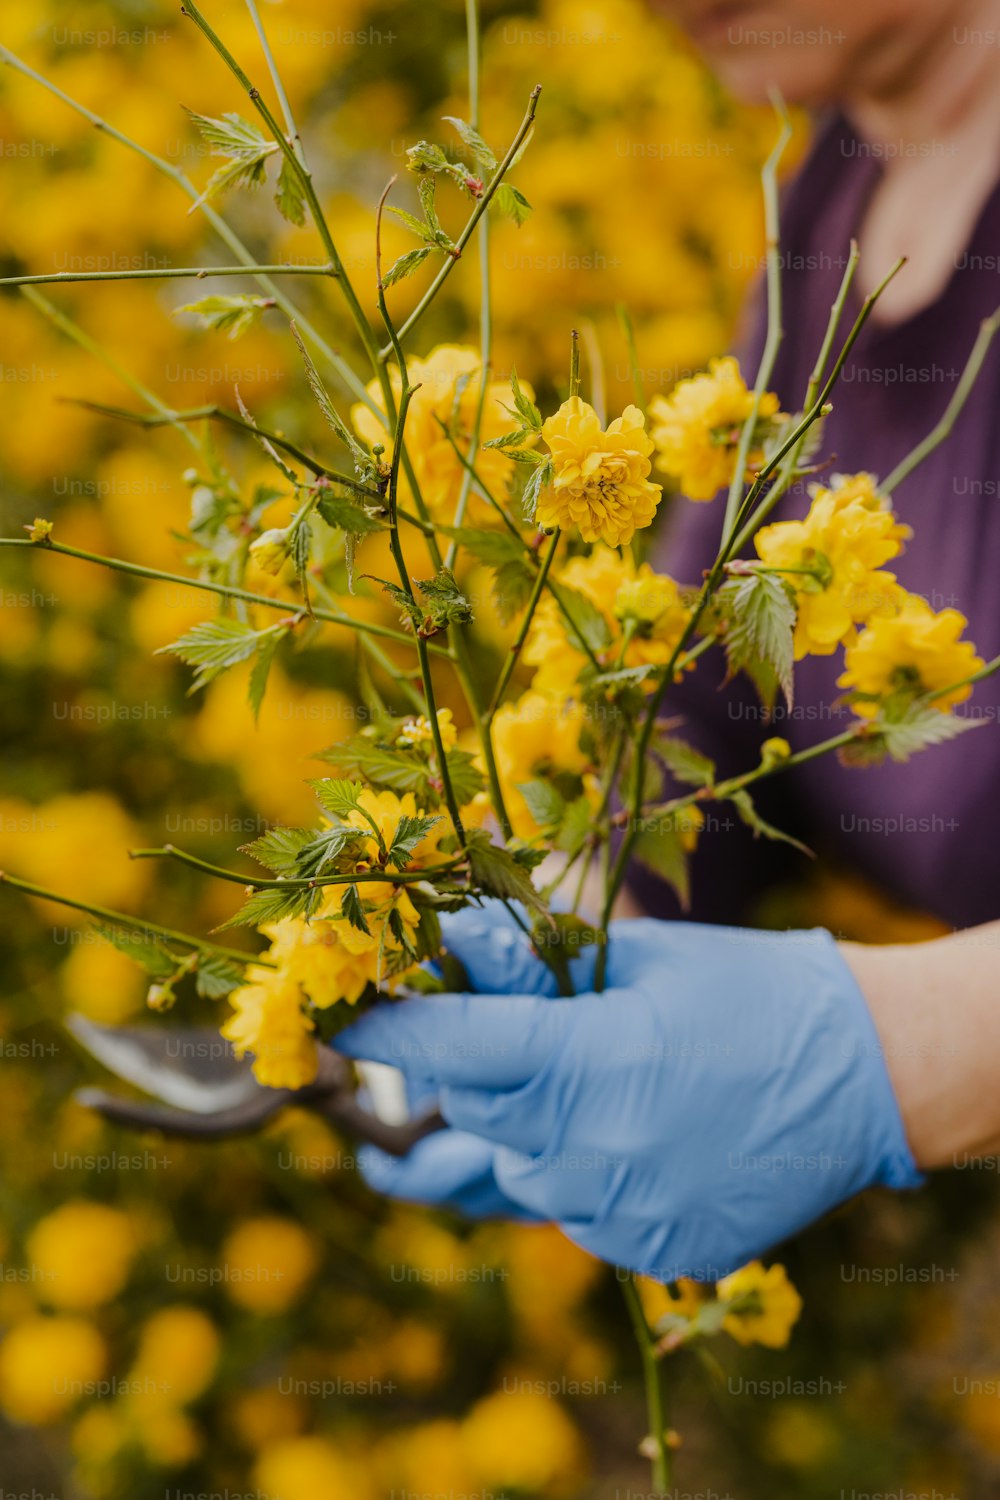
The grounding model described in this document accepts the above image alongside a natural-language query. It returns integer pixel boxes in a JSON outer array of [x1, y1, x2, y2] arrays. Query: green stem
[[0, 44, 377, 413], [621, 1273, 672, 1494], [129, 845, 466, 889], [487, 528, 560, 717], [0, 265, 331, 287], [380, 84, 542, 359], [721, 92, 792, 539], [881, 305, 1000, 495], [0, 871, 264, 965], [0, 537, 447, 656], [243, 0, 304, 164]]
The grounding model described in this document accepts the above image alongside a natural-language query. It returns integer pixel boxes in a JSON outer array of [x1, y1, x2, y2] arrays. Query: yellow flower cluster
[[649, 356, 785, 500], [839, 593, 984, 716], [222, 788, 442, 1088], [755, 473, 910, 658], [524, 548, 689, 696], [537, 396, 662, 546], [352, 346, 532, 523]]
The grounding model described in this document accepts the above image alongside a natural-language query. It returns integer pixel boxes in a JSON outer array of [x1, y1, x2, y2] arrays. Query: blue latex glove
[[337, 906, 922, 1279]]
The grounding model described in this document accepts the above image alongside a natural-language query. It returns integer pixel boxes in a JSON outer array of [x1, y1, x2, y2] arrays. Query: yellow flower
[[221, 1216, 318, 1314], [221, 965, 318, 1090], [0, 1316, 106, 1425], [249, 526, 292, 576], [132, 1306, 219, 1405], [256, 1436, 374, 1500], [537, 396, 661, 546], [649, 356, 785, 500], [492, 692, 591, 838], [838, 594, 984, 716], [461, 1389, 584, 1492], [524, 549, 689, 696], [352, 345, 532, 524], [754, 475, 910, 658], [25, 516, 54, 543], [397, 707, 458, 752], [717, 1261, 802, 1348], [27, 1200, 135, 1310]]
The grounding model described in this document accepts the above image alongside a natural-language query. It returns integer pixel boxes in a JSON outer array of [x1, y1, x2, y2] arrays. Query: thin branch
[[129, 844, 467, 889], [0, 264, 331, 288]]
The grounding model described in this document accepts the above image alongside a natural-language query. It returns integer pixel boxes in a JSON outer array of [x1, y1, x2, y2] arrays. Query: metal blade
[[66, 1015, 261, 1114]]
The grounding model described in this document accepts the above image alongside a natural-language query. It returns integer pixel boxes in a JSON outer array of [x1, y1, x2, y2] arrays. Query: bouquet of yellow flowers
[[2, 4, 998, 1491]]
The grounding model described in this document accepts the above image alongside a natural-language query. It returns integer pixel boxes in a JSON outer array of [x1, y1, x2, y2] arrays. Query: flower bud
[[250, 527, 292, 576]]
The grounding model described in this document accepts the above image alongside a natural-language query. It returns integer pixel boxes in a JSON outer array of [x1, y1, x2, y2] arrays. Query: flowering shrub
[[1, 1, 999, 1496]]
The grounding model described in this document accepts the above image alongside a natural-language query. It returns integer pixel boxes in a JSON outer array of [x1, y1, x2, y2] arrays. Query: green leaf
[[415, 568, 474, 631], [241, 826, 315, 876], [517, 779, 565, 829], [632, 816, 693, 910], [341, 883, 371, 936], [248, 628, 283, 722], [443, 115, 497, 172], [388, 814, 441, 868], [194, 953, 246, 999], [320, 737, 430, 795], [158, 618, 270, 691], [275, 157, 306, 225], [657, 736, 716, 789], [493, 182, 533, 226], [310, 778, 365, 818], [444, 750, 486, 806], [177, 294, 273, 340], [521, 459, 552, 522], [466, 830, 547, 915], [387, 205, 438, 243], [315, 489, 387, 536], [845, 704, 985, 766], [440, 526, 525, 566], [554, 794, 593, 858], [185, 111, 276, 209], [729, 788, 813, 857], [294, 826, 373, 880], [718, 571, 795, 709], [509, 368, 542, 431], [218, 884, 319, 930], [290, 323, 371, 472], [94, 923, 178, 980], [383, 246, 433, 288], [556, 583, 613, 654]]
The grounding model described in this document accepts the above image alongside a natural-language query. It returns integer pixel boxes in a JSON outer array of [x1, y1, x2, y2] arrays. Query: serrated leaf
[[388, 814, 441, 868], [294, 826, 374, 879], [315, 489, 387, 536], [185, 111, 276, 212], [415, 568, 473, 630], [291, 322, 370, 472], [466, 830, 546, 915], [521, 459, 552, 521], [383, 246, 433, 288], [440, 526, 525, 566], [729, 788, 813, 856], [241, 826, 315, 876], [177, 294, 272, 340], [195, 953, 246, 999], [342, 882, 371, 935], [309, 778, 366, 817], [320, 737, 430, 794], [493, 182, 533, 226], [719, 571, 795, 709], [387, 205, 438, 243], [444, 115, 497, 171], [510, 368, 542, 431], [158, 618, 269, 691], [517, 779, 565, 829], [248, 628, 283, 722], [444, 750, 486, 806], [657, 736, 716, 788], [275, 157, 306, 225], [862, 704, 984, 765], [218, 884, 319, 930], [94, 923, 178, 980]]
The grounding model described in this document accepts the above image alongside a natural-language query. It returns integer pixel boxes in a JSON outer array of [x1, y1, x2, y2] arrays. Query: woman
[[337, 0, 1000, 1282]]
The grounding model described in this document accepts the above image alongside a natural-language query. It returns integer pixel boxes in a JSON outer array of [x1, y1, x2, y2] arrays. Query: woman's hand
[[337, 906, 922, 1280]]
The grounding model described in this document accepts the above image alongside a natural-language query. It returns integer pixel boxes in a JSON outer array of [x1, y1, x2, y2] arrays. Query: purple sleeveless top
[[635, 112, 1000, 930]]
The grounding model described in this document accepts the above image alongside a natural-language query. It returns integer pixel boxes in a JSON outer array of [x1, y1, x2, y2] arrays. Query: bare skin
[[659, 0, 1000, 318]]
